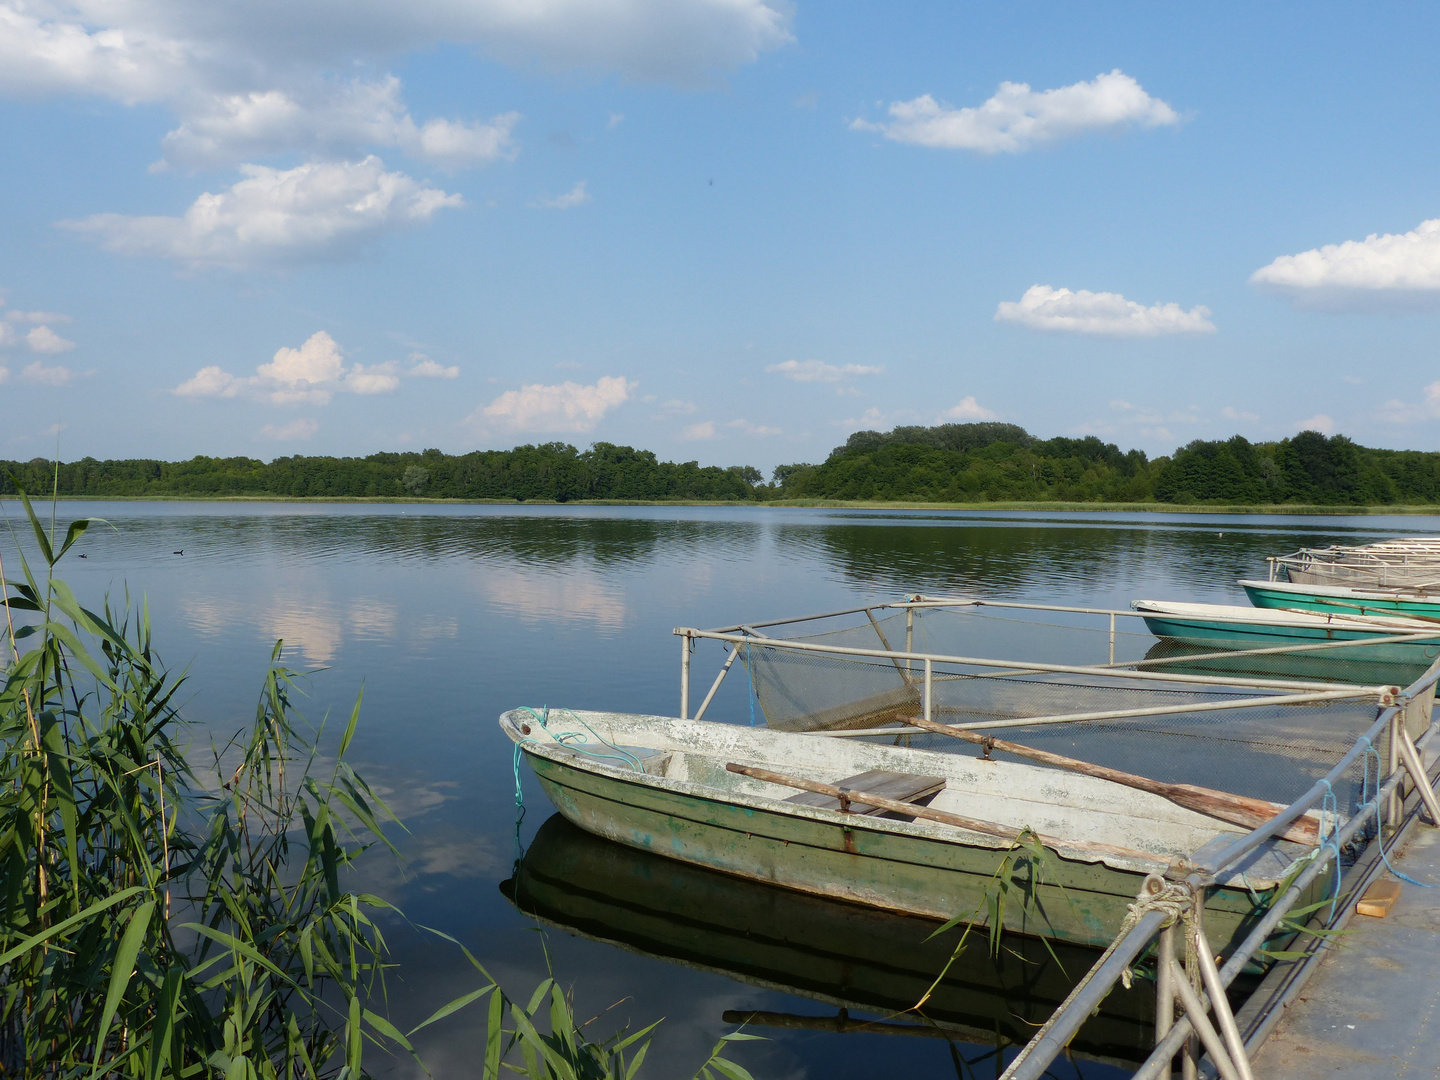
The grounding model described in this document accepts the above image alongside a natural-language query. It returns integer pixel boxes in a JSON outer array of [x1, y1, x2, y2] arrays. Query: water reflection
[[6, 502, 1440, 1078], [506, 816, 1159, 1068]]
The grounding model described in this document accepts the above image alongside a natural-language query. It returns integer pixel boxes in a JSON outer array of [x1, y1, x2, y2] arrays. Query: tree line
[[5, 424, 1440, 505]]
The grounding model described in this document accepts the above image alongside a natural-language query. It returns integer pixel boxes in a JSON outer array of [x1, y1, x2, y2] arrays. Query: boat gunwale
[[501, 709, 1316, 885]]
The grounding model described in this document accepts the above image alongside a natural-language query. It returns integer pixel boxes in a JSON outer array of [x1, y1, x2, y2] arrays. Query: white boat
[[501, 707, 1323, 953]]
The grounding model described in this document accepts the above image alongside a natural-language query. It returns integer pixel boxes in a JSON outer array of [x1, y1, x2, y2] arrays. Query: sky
[[4, 1, 1440, 474]]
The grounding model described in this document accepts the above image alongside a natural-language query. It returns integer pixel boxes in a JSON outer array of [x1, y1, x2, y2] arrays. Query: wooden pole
[[895, 715, 1320, 846], [723, 762, 1173, 868]]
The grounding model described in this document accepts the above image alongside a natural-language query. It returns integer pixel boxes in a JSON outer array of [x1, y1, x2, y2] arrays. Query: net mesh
[[735, 604, 1424, 814]]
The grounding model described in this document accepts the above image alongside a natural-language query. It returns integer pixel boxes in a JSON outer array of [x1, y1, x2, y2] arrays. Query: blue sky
[[4, 1, 1440, 473]]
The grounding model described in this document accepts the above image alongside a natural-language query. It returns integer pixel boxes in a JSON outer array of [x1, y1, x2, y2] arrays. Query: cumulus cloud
[[1251, 218, 1440, 310], [852, 70, 1178, 153], [404, 352, 459, 379], [472, 375, 632, 433], [174, 330, 407, 405], [766, 359, 884, 382], [938, 396, 998, 421], [24, 326, 75, 353], [259, 417, 319, 440], [1, 0, 790, 173], [1295, 414, 1336, 435], [530, 181, 591, 210], [1222, 405, 1260, 422], [157, 77, 520, 171], [19, 360, 78, 386], [1, 299, 76, 356], [63, 157, 461, 269], [995, 285, 1216, 337], [681, 420, 716, 440]]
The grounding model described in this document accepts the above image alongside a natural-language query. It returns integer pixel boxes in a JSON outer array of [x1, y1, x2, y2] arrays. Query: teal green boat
[[1241, 578, 1440, 619], [1133, 599, 1440, 665], [501, 707, 1323, 953]]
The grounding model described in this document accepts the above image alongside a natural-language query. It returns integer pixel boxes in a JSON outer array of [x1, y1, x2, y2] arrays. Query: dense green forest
[[6, 424, 1440, 505]]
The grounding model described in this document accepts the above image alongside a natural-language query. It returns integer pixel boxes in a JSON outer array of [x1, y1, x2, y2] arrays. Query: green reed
[[0, 488, 755, 1079]]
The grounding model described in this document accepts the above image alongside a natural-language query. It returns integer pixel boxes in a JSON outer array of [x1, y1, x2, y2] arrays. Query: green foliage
[[0, 491, 757, 1078], [0, 444, 761, 503]]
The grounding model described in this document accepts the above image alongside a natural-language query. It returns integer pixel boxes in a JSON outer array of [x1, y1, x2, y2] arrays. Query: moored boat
[[1132, 598, 1440, 663], [1241, 577, 1440, 619], [503, 813, 1165, 1066], [1269, 538, 1440, 588], [501, 706, 1321, 953]]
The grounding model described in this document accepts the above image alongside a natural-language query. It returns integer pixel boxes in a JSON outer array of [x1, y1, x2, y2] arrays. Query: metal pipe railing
[[675, 626, 1399, 698]]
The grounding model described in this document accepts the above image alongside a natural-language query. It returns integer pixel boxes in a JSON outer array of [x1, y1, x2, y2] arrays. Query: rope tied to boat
[[1118, 876, 1197, 990]]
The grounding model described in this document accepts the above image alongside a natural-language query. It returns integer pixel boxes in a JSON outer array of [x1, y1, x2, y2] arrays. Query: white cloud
[[1, 1, 790, 173], [26, 326, 74, 353], [156, 77, 520, 170], [1222, 406, 1260, 422], [726, 418, 781, 436], [404, 352, 459, 379], [938, 396, 998, 421], [0, 366, 8, 384], [995, 285, 1216, 337], [530, 180, 590, 210], [259, 417, 319, 440], [658, 399, 698, 415], [1294, 414, 1336, 435], [607, 112, 625, 129], [19, 360, 77, 386], [681, 420, 716, 440], [174, 365, 243, 398], [63, 157, 461, 269], [852, 70, 1178, 153], [472, 375, 632, 433], [173, 330, 406, 405], [1251, 218, 1440, 310], [766, 359, 884, 383]]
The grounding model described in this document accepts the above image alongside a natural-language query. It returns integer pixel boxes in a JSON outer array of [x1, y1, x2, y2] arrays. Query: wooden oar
[[894, 715, 1320, 846], [724, 762, 1175, 868]]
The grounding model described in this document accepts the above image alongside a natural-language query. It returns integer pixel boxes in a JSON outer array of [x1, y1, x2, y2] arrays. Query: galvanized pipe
[[692, 643, 742, 722], [922, 659, 932, 723], [1155, 924, 1176, 1061], [999, 909, 1169, 1080], [1193, 923, 1254, 1080], [676, 627, 1395, 696], [680, 633, 691, 719], [1165, 953, 1243, 1080]]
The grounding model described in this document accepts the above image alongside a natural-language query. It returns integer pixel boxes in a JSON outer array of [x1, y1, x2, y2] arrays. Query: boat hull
[[1242, 579, 1440, 619], [1136, 613, 1440, 665], [521, 732, 1275, 953]]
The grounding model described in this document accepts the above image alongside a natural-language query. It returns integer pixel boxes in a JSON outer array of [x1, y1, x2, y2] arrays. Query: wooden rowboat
[[501, 707, 1322, 953]]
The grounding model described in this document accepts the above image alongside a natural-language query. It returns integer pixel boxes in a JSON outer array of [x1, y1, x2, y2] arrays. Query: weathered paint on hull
[[1243, 581, 1440, 619], [1138, 614, 1440, 664], [526, 747, 1271, 953]]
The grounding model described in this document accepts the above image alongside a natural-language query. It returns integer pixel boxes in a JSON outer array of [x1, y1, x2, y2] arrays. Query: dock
[[1250, 825, 1440, 1079]]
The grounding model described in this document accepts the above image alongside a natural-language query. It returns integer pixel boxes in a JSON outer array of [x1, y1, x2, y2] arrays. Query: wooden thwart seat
[[783, 769, 944, 816]]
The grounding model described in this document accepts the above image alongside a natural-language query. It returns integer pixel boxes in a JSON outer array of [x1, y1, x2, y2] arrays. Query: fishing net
[[731, 603, 1430, 814]]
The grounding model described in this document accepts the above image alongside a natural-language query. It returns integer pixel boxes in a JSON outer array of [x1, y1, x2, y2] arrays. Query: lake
[[4, 501, 1434, 1078]]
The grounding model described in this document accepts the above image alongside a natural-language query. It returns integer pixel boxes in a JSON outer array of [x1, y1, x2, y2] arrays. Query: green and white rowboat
[[1241, 578, 1440, 619], [501, 707, 1321, 953], [1133, 599, 1440, 662]]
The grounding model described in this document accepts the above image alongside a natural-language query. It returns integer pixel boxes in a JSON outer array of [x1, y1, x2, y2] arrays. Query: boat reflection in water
[[1141, 638, 1434, 689], [502, 814, 1171, 1068]]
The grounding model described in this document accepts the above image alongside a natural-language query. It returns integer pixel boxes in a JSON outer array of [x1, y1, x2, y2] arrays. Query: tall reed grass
[[0, 488, 756, 1078]]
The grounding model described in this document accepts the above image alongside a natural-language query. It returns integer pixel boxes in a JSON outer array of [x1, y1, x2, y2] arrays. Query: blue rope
[[1360, 738, 1434, 888], [1317, 779, 1343, 921]]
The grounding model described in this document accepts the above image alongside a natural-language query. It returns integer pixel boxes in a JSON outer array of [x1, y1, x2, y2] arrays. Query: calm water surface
[[6, 502, 1436, 1078]]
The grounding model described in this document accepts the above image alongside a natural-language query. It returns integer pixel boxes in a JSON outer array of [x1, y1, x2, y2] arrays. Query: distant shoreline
[[5, 495, 1440, 515]]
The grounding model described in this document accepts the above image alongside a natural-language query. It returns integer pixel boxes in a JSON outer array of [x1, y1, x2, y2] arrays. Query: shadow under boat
[[502, 814, 1204, 1068], [1141, 638, 1434, 688]]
